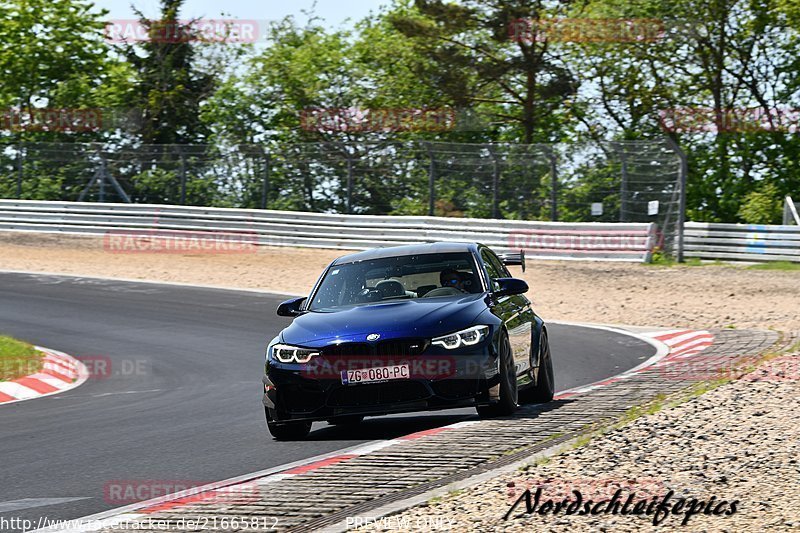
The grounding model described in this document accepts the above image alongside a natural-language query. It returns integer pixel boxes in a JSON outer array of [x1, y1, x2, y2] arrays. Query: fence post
[[345, 150, 354, 214], [16, 144, 23, 199], [490, 147, 500, 219], [619, 145, 628, 223], [666, 137, 689, 262], [261, 153, 270, 210], [179, 150, 187, 205], [426, 142, 436, 216], [549, 148, 558, 222], [784, 198, 790, 226], [783, 196, 800, 225], [99, 158, 107, 203]]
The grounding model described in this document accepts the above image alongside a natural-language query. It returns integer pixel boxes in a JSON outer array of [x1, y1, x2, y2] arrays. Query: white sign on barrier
[[591, 202, 603, 216], [648, 200, 659, 216]]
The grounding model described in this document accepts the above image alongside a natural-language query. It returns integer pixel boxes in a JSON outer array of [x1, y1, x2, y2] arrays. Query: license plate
[[341, 364, 410, 385]]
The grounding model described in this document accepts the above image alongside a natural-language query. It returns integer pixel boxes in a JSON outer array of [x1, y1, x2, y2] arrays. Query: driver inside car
[[439, 268, 466, 292]]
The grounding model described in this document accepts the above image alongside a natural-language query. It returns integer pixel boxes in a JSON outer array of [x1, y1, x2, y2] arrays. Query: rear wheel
[[327, 415, 364, 426], [477, 331, 518, 418], [265, 407, 312, 440], [521, 328, 554, 403]]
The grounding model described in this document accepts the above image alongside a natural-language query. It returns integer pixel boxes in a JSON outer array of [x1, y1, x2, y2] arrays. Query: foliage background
[[1, 0, 798, 224]]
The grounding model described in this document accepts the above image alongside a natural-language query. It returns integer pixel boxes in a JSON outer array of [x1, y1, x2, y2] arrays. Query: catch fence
[[0, 139, 686, 256]]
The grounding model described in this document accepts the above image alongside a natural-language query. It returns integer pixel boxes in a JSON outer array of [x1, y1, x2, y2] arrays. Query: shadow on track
[[303, 412, 474, 441]]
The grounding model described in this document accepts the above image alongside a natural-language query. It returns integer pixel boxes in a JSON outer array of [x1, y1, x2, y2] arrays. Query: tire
[[522, 328, 554, 403], [327, 415, 364, 426], [265, 407, 312, 440], [476, 331, 518, 418]]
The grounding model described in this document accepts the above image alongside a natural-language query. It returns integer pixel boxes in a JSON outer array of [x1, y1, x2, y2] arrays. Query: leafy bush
[[737, 183, 782, 224]]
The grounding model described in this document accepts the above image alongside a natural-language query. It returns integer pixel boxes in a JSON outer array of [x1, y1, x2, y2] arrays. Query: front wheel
[[477, 331, 518, 418], [521, 328, 554, 403], [265, 407, 312, 440]]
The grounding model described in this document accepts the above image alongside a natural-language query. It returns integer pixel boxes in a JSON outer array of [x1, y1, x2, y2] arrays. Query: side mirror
[[277, 297, 307, 317], [494, 277, 528, 297]]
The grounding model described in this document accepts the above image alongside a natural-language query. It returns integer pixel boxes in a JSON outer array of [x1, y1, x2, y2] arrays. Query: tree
[[569, 0, 800, 222], [738, 182, 783, 224], [385, 0, 578, 144], [205, 12, 476, 214], [0, 0, 112, 139], [122, 0, 215, 144]]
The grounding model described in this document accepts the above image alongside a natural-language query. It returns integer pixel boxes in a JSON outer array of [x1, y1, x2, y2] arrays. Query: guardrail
[[684, 221, 800, 262], [0, 200, 656, 262]]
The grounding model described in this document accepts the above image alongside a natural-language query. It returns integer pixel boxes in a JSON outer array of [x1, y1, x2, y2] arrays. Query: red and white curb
[[0, 347, 89, 405], [31, 325, 713, 532], [647, 329, 714, 361], [555, 328, 713, 399]]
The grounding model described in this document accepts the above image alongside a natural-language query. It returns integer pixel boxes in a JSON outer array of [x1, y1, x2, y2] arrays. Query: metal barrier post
[[548, 148, 558, 222], [16, 144, 23, 199], [619, 147, 628, 223], [345, 150, 354, 214], [99, 159, 106, 203], [179, 150, 187, 205], [783, 195, 799, 225], [666, 137, 689, 262], [490, 147, 500, 219], [426, 142, 436, 216], [261, 154, 271, 210]]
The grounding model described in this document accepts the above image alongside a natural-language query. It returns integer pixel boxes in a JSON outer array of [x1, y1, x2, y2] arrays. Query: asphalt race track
[[0, 272, 655, 528]]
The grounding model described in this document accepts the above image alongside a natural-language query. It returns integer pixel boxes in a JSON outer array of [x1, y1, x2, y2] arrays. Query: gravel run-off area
[[360, 354, 800, 532], [0, 232, 798, 531]]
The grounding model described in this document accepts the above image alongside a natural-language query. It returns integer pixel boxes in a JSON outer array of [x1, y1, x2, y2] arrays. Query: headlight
[[271, 343, 319, 363], [431, 325, 490, 349]]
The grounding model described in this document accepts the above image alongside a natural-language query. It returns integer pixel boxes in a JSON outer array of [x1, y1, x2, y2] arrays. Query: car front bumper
[[263, 348, 500, 423]]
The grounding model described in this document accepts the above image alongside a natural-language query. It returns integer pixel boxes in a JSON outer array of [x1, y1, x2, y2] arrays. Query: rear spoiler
[[498, 250, 526, 272]]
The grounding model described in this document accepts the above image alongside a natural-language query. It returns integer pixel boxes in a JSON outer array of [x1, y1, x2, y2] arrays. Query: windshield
[[309, 252, 483, 311]]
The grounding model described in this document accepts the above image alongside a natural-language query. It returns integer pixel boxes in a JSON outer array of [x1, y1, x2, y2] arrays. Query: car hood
[[281, 294, 488, 346]]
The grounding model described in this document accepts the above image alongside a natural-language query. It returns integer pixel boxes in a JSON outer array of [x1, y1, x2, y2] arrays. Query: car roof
[[331, 242, 481, 265]]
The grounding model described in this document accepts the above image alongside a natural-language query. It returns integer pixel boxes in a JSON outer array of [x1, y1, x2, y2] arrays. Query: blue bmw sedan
[[262, 242, 554, 440]]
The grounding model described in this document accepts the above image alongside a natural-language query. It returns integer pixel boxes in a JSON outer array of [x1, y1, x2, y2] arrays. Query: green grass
[[648, 258, 800, 270], [747, 261, 800, 271], [0, 335, 42, 381], [646, 253, 729, 268], [617, 393, 669, 424]]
